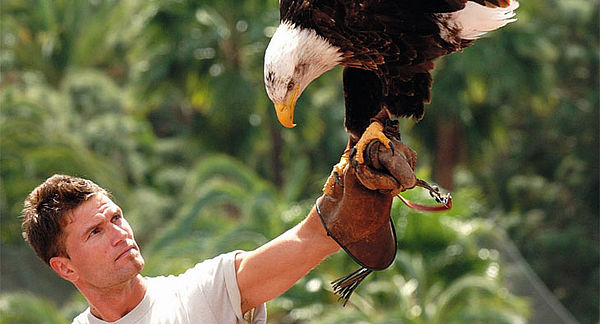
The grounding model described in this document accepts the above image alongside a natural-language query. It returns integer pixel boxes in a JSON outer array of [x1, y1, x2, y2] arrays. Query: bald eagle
[[264, 0, 518, 166]]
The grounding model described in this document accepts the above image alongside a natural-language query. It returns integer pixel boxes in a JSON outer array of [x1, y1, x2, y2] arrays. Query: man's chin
[[136, 257, 145, 273], [130, 253, 145, 273], [115, 254, 145, 280]]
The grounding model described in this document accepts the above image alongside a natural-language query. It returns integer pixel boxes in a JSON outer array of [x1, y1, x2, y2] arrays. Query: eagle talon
[[333, 171, 344, 187], [349, 147, 357, 161], [354, 121, 392, 165], [323, 151, 351, 195], [389, 141, 395, 156]]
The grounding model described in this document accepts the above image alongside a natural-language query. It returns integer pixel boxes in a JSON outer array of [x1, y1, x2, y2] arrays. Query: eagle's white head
[[264, 21, 342, 128]]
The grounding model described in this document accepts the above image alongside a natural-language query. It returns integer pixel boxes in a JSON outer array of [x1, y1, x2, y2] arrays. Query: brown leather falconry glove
[[317, 124, 418, 305]]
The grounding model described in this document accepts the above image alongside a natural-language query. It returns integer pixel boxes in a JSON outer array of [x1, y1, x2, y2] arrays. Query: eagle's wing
[[280, 0, 312, 25], [332, 1, 457, 124], [334, 0, 516, 125]]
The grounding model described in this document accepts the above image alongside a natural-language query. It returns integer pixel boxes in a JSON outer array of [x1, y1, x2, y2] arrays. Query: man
[[21, 136, 416, 323]]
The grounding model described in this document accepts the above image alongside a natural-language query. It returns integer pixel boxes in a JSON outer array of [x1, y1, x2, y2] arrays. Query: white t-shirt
[[72, 251, 267, 324]]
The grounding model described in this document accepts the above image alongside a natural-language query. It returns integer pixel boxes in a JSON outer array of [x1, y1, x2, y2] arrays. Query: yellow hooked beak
[[273, 87, 299, 128]]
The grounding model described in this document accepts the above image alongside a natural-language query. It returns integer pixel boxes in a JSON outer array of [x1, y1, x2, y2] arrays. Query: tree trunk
[[433, 120, 466, 191]]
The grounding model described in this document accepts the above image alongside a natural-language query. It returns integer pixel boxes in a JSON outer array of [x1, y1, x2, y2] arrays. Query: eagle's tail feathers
[[455, 0, 519, 40]]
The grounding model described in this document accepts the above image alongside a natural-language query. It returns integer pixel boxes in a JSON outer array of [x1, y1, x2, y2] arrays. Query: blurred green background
[[0, 0, 597, 323]]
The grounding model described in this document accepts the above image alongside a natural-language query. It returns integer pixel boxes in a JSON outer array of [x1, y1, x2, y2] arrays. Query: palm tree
[[1, 0, 152, 86]]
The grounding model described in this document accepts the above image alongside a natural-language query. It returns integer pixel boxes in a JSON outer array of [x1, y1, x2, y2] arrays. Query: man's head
[[22, 174, 144, 288], [22, 174, 108, 265]]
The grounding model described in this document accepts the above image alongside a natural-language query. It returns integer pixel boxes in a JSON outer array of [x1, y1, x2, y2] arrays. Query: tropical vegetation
[[1, 0, 597, 323]]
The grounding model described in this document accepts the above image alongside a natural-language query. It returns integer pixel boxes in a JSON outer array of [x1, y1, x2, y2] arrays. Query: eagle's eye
[[287, 81, 295, 91]]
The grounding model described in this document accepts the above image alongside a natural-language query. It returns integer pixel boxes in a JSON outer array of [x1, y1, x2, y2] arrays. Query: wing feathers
[[470, 0, 513, 8], [438, 0, 519, 41]]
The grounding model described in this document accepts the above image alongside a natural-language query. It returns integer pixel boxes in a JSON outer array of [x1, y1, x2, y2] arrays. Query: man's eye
[[112, 214, 121, 222], [90, 228, 100, 236]]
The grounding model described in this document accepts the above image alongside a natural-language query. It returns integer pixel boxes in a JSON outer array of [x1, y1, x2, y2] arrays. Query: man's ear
[[49, 256, 78, 282]]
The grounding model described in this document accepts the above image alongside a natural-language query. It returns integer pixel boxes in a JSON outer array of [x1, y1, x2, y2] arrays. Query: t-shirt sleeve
[[179, 250, 267, 324]]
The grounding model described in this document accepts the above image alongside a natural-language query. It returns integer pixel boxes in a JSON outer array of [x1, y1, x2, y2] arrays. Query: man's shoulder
[[140, 251, 239, 295], [166, 251, 241, 283]]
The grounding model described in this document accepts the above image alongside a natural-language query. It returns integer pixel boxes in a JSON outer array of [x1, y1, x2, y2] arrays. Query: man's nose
[[110, 224, 129, 246]]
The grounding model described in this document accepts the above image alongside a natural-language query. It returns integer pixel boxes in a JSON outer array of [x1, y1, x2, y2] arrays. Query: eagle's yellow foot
[[323, 151, 350, 196], [353, 121, 393, 165]]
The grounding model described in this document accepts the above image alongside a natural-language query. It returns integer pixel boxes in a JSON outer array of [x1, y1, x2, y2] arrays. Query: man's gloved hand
[[354, 136, 417, 196], [316, 129, 418, 303], [317, 128, 417, 271]]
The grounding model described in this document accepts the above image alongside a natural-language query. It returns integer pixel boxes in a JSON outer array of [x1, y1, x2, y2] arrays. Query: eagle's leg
[[353, 110, 395, 165]]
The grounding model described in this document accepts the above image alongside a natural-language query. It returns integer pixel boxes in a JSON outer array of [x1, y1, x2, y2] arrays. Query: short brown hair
[[21, 174, 108, 265]]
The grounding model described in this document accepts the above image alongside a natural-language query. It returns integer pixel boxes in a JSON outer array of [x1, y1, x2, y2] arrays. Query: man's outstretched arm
[[235, 206, 339, 314], [235, 131, 419, 314]]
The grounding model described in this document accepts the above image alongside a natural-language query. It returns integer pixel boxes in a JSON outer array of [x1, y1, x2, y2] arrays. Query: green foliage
[[0, 293, 68, 324], [417, 0, 599, 321], [143, 154, 279, 274], [1, 0, 597, 323], [1, 0, 152, 85]]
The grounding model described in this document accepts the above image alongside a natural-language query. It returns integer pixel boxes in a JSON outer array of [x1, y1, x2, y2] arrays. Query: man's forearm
[[235, 206, 340, 313]]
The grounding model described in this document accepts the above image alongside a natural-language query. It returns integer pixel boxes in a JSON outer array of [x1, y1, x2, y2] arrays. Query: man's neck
[[79, 275, 147, 322]]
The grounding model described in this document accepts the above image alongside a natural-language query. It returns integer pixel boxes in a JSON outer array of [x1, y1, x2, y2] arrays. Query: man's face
[[60, 193, 144, 289]]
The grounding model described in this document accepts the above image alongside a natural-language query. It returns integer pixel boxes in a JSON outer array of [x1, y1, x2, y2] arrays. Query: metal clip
[[396, 178, 452, 211]]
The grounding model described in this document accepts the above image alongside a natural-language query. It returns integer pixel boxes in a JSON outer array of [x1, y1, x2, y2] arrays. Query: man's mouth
[[115, 246, 136, 261]]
